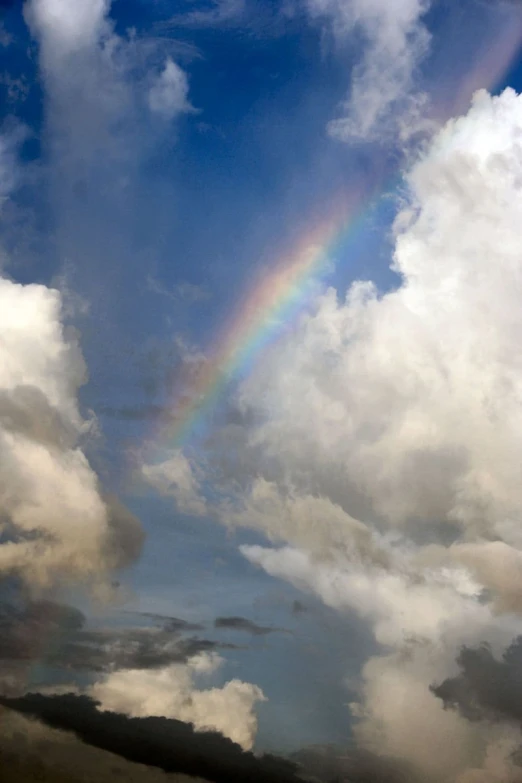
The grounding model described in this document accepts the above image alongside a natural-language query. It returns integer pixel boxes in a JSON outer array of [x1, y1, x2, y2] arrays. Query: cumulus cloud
[[89, 652, 265, 750], [305, 0, 432, 141], [0, 277, 143, 590], [25, 0, 111, 59], [167, 87, 522, 781], [0, 121, 143, 598], [24, 0, 193, 190], [237, 88, 522, 554]]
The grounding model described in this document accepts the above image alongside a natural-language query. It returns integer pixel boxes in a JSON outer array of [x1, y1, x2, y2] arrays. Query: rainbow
[[145, 11, 522, 456], [158, 187, 383, 450]]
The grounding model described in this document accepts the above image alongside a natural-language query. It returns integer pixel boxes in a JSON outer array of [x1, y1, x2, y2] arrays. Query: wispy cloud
[[147, 275, 210, 304], [214, 616, 287, 635], [305, 0, 433, 142], [156, 0, 247, 30]]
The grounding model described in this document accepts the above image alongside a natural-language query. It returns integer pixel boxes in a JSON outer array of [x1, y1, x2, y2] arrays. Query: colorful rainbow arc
[[161, 193, 376, 450], [149, 12, 522, 454]]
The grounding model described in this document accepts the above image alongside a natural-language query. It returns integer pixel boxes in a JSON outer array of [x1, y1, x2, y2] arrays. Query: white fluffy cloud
[[0, 131, 142, 592], [24, 0, 193, 174], [25, 0, 111, 59], [306, 0, 432, 140], [170, 87, 522, 781], [0, 276, 129, 588], [149, 59, 196, 120], [89, 652, 266, 750], [238, 88, 522, 553]]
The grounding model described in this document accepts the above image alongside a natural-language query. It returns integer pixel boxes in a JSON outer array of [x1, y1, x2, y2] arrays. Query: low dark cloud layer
[[0, 693, 304, 783], [0, 705, 210, 783]]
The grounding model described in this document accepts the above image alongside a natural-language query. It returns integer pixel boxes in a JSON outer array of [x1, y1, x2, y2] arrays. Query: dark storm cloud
[[432, 637, 522, 725], [214, 616, 286, 636], [0, 599, 228, 676], [0, 693, 304, 783]]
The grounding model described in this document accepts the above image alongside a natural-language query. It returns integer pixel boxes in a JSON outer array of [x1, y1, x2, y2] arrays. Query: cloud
[[0, 693, 303, 783], [433, 637, 522, 726], [432, 640, 522, 783], [89, 652, 265, 750], [0, 277, 143, 590], [147, 276, 210, 305], [0, 598, 229, 681], [25, 0, 111, 58], [168, 87, 522, 781], [148, 58, 196, 120], [305, 0, 432, 141], [235, 88, 522, 552], [0, 72, 30, 103], [0, 126, 24, 204], [156, 0, 246, 30], [23, 0, 194, 211], [142, 451, 207, 516], [291, 744, 419, 783], [0, 705, 207, 783], [0, 24, 12, 48], [124, 610, 204, 632], [214, 616, 285, 636]]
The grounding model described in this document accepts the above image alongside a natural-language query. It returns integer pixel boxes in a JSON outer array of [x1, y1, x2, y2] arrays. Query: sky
[[4, 0, 522, 782]]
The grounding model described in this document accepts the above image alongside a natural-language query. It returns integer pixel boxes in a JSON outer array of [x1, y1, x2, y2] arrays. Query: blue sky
[[4, 0, 522, 777]]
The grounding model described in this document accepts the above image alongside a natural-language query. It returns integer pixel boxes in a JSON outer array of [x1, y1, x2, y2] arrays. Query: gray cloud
[[0, 385, 76, 449], [104, 496, 145, 572], [214, 616, 287, 636], [124, 611, 204, 633], [0, 598, 229, 681], [432, 638, 522, 726]]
